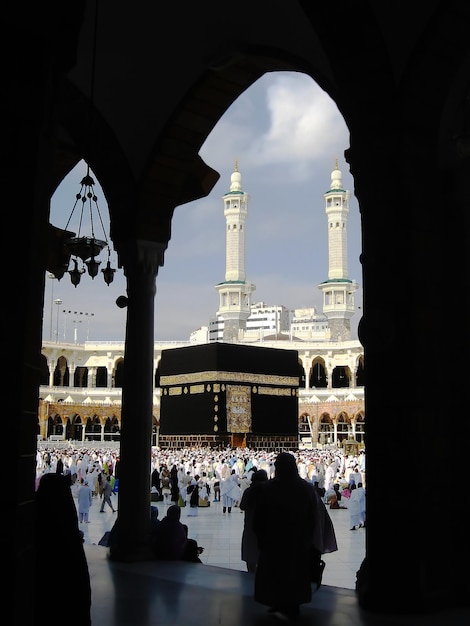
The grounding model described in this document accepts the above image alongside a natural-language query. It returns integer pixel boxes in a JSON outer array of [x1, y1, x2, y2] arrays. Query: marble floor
[[79, 494, 469, 625], [80, 495, 364, 589]]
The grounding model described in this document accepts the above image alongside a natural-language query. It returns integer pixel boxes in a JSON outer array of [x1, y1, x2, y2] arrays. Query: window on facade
[[96, 366, 108, 388]]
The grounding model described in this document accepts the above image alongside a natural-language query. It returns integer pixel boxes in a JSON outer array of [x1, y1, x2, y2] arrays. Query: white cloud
[[201, 73, 348, 178], [262, 77, 340, 152]]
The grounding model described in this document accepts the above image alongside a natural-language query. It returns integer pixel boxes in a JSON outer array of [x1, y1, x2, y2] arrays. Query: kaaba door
[[231, 433, 246, 448]]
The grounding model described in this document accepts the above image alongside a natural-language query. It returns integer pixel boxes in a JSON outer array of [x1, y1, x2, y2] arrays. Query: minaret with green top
[[318, 159, 358, 341], [215, 162, 256, 342]]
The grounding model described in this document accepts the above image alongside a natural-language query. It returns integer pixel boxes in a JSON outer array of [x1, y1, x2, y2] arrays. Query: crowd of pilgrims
[[36, 444, 366, 506], [35, 444, 366, 619], [36, 444, 366, 532]]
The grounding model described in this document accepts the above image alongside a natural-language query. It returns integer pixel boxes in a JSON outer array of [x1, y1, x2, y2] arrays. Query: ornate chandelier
[[53, 165, 116, 287], [50, 3, 116, 288]]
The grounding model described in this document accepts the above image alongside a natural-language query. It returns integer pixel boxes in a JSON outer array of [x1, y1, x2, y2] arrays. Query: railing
[[37, 439, 121, 450]]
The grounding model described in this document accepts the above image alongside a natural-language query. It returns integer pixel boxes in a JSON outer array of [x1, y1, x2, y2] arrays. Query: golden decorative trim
[[169, 387, 182, 396], [190, 384, 205, 394], [160, 370, 299, 387], [258, 386, 294, 397]]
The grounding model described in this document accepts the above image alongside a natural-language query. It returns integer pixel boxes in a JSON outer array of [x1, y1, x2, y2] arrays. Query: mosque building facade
[[39, 162, 365, 450]]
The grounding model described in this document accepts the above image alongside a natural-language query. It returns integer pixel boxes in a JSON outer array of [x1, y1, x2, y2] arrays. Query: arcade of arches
[[39, 349, 365, 448], [11, 2, 469, 619]]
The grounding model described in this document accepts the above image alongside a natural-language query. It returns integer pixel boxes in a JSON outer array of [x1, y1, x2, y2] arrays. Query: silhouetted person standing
[[55, 455, 64, 475], [253, 452, 338, 619], [35, 473, 91, 625], [239, 468, 268, 573]]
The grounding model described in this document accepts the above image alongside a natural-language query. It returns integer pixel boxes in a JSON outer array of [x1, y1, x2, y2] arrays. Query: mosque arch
[[104, 416, 120, 441], [47, 46, 360, 275], [74, 366, 88, 388], [336, 411, 351, 442], [355, 357, 365, 387], [39, 79, 364, 451], [354, 412, 366, 444], [318, 412, 333, 445], [47, 414, 64, 438], [332, 365, 351, 388], [310, 359, 327, 388], [14, 2, 470, 615], [152, 415, 160, 447], [299, 412, 310, 435], [85, 415, 102, 441], [53, 355, 70, 387], [69, 414, 85, 441], [39, 354, 49, 385], [113, 359, 125, 388], [64, 417, 72, 440], [298, 358, 306, 388], [96, 366, 108, 388]]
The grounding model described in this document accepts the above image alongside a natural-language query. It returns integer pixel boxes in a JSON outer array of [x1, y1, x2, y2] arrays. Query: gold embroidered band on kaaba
[[160, 370, 299, 387], [164, 385, 298, 397]]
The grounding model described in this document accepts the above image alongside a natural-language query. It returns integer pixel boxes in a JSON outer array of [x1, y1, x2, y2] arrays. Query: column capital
[[119, 240, 166, 278], [118, 240, 167, 300]]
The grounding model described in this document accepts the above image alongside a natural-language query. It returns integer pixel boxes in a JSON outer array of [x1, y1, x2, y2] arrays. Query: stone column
[[110, 240, 165, 562], [349, 133, 469, 610], [303, 356, 310, 390], [89, 366, 96, 388], [49, 361, 55, 387]]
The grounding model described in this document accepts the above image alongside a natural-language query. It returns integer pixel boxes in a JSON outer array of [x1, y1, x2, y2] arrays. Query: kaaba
[[158, 342, 299, 441]]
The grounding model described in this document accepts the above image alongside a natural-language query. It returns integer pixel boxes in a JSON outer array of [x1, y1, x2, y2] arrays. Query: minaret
[[318, 159, 358, 341], [215, 162, 255, 342]]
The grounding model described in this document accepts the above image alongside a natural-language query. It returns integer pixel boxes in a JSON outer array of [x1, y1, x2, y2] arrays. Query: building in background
[[39, 162, 364, 449]]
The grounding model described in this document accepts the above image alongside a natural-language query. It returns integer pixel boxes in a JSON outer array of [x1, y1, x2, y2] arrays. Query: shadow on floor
[[85, 545, 469, 626]]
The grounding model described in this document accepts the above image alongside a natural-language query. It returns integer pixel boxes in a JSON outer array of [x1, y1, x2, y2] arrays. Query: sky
[[45, 71, 363, 344]]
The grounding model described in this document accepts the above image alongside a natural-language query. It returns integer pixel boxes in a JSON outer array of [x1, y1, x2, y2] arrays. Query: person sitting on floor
[[324, 485, 336, 505], [182, 538, 204, 563], [149, 505, 161, 543], [153, 504, 189, 560], [329, 493, 347, 509], [152, 504, 204, 561]]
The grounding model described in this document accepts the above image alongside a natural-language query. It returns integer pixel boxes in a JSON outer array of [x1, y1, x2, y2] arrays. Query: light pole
[[66, 310, 95, 343], [85, 312, 94, 341], [47, 273, 56, 340], [73, 319, 82, 344], [54, 299, 63, 342], [62, 309, 69, 341]]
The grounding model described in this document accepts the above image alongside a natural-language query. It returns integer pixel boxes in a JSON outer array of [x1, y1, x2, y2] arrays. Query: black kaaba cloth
[[158, 342, 299, 436]]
